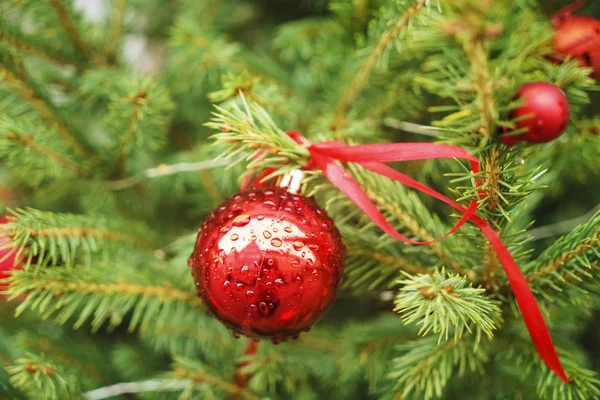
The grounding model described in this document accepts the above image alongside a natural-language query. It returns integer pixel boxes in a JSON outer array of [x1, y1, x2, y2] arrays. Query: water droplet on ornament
[[232, 332, 240, 338], [257, 215, 265, 221], [308, 244, 319, 250], [232, 214, 251, 227], [270, 238, 282, 247], [264, 199, 276, 207], [223, 280, 232, 293], [293, 241, 304, 251], [226, 266, 233, 274], [250, 235, 257, 241], [322, 221, 332, 230], [230, 233, 239, 241], [259, 302, 269, 315], [187, 257, 194, 267], [284, 226, 293, 233], [263, 231, 272, 239], [271, 336, 282, 345], [250, 304, 257, 313], [241, 265, 249, 276], [246, 291, 255, 300], [307, 259, 314, 266], [267, 258, 275, 266], [264, 190, 274, 196], [291, 259, 300, 267], [236, 283, 244, 291], [296, 276, 302, 283], [274, 278, 283, 288], [220, 226, 231, 233]]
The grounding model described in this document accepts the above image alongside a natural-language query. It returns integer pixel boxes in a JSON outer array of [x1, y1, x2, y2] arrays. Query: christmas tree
[[1, 0, 600, 399]]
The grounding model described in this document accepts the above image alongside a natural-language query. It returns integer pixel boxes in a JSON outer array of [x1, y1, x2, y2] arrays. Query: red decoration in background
[[502, 82, 570, 145], [552, 0, 600, 78], [0, 216, 19, 294], [189, 187, 345, 344]]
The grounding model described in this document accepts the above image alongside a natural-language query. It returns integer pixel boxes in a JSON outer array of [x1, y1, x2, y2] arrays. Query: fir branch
[[7, 354, 80, 400], [4, 130, 83, 176], [47, 0, 92, 58], [365, 188, 473, 278], [172, 357, 260, 400], [7, 264, 203, 332], [525, 211, 600, 301], [106, 77, 174, 176], [386, 336, 488, 400], [394, 270, 500, 342], [334, 0, 427, 126], [501, 344, 600, 400], [105, 0, 126, 61], [111, 90, 146, 175], [0, 64, 89, 157], [0, 118, 88, 184], [207, 99, 309, 180], [0, 21, 72, 65], [2, 208, 155, 267]]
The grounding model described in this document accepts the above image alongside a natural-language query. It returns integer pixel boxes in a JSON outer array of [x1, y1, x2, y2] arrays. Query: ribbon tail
[[474, 217, 569, 383]]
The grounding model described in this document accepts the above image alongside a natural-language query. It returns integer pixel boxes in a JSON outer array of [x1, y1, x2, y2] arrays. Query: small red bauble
[[0, 217, 19, 293], [189, 187, 345, 343], [552, 0, 600, 78], [502, 82, 570, 145]]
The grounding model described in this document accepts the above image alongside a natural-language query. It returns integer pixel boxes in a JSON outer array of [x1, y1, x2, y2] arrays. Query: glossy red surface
[[0, 217, 19, 293], [189, 187, 345, 342], [553, 16, 600, 78], [503, 82, 570, 145]]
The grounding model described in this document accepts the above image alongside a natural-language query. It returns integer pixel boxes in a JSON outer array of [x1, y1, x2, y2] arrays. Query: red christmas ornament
[[189, 186, 345, 343], [0, 217, 19, 294], [502, 82, 570, 145], [552, 0, 600, 78]]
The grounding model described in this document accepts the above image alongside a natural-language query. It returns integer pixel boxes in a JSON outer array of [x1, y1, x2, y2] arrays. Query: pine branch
[[7, 264, 203, 332], [172, 357, 260, 400], [7, 354, 80, 400], [0, 63, 89, 157], [334, 0, 428, 127], [2, 208, 155, 268], [394, 270, 500, 342], [386, 336, 488, 400]]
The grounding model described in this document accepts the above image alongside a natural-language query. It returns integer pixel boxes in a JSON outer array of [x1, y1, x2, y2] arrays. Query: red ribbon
[[243, 131, 568, 382]]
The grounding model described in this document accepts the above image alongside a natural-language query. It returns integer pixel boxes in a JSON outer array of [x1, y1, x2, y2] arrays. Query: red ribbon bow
[[243, 131, 568, 383]]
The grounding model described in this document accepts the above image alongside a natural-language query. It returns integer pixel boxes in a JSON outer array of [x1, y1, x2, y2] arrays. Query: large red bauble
[[189, 187, 345, 343], [552, 3, 600, 78], [502, 82, 570, 145], [0, 217, 19, 293]]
